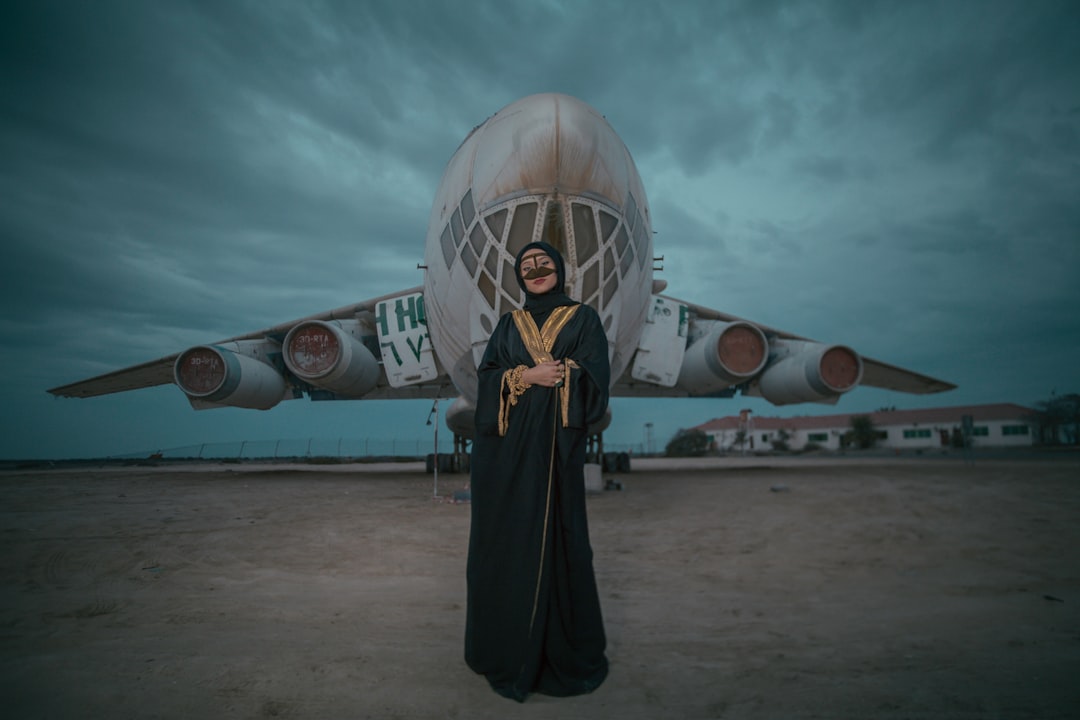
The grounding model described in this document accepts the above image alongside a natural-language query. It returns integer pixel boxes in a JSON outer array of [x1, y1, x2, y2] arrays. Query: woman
[[465, 241, 611, 702]]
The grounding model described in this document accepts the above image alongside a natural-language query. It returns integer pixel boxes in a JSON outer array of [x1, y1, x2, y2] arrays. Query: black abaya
[[464, 300, 611, 702]]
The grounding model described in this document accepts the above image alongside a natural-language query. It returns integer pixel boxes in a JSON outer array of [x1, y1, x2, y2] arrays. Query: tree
[[665, 428, 710, 457], [848, 415, 878, 449], [1031, 392, 1080, 445], [770, 428, 791, 452]]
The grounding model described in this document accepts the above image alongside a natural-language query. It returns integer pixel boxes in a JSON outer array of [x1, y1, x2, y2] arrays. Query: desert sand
[[2, 455, 1078, 719]]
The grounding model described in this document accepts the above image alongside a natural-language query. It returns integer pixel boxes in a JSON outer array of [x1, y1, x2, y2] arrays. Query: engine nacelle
[[446, 397, 476, 438], [677, 321, 768, 395], [589, 408, 613, 436], [283, 320, 380, 397], [174, 342, 287, 410], [756, 339, 863, 405]]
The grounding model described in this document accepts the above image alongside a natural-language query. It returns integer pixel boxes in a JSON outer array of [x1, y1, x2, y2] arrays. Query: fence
[[112, 438, 644, 461]]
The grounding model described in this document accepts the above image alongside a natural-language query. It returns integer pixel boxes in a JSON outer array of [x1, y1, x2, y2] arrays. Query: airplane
[[48, 93, 955, 466]]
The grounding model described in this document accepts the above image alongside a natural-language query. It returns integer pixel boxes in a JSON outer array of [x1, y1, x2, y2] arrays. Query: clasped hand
[[523, 360, 564, 388]]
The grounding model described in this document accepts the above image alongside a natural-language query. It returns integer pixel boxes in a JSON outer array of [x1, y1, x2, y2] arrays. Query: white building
[[694, 403, 1036, 452]]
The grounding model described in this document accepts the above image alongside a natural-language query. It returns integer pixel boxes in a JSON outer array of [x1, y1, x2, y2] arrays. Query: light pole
[[644, 422, 654, 455], [427, 398, 440, 500]]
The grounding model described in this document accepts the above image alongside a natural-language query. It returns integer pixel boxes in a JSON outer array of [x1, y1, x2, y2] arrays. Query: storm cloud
[[2, 0, 1078, 458]]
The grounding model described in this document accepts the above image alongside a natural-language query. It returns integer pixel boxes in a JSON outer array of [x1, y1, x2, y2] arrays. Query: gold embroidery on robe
[[497, 306, 581, 436], [498, 365, 531, 437], [560, 359, 580, 428], [511, 306, 579, 365]]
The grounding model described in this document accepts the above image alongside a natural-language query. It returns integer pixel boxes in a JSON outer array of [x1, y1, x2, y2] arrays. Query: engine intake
[[756, 340, 863, 405], [677, 321, 768, 395], [174, 343, 287, 410], [283, 320, 380, 397]]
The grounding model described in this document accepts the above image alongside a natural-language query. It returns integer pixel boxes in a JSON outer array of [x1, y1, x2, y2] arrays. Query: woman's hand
[[523, 360, 564, 388]]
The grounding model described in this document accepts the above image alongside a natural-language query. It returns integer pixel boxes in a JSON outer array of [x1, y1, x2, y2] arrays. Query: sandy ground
[[2, 456, 1078, 719]]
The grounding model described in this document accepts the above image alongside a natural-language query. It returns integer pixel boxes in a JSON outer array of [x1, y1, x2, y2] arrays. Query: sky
[[2, 0, 1078, 460]]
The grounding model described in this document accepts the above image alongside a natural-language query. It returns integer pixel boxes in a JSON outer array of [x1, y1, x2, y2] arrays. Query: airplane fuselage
[[422, 94, 654, 405]]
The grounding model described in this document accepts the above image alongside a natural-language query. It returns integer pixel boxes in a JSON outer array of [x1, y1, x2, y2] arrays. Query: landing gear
[[425, 434, 471, 474], [586, 432, 631, 473], [602, 451, 631, 473]]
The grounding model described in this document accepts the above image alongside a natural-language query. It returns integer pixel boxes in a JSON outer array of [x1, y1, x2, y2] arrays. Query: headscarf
[[514, 241, 577, 319]]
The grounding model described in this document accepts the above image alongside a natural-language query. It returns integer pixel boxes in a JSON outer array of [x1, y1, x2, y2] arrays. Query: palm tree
[[848, 415, 878, 449]]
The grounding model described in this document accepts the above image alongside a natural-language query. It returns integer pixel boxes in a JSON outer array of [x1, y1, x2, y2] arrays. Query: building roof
[[694, 403, 1035, 433]]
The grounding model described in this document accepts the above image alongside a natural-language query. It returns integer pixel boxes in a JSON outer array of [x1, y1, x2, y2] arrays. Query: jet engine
[[174, 342, 287, 410], [589, 408, 613, 436], [677, 321, 769, 395], [282, 320, 380, 397], [755, 339, 864, 405], [446, 397, 476, 438]]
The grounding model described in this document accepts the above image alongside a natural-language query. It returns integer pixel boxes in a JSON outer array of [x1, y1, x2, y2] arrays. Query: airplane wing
[[48, 286, 455, 405], [47, 354, 177, 398], [612, 292, 956, 400]]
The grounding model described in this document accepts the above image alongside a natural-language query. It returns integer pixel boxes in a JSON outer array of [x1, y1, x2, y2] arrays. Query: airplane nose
[[470, 94, 631, 208]]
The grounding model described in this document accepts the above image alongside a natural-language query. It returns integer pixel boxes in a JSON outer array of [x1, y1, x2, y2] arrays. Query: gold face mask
[[521, 266, 557, 280]]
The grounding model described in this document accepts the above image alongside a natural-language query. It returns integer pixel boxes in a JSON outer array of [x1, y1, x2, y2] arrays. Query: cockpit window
[[506, 202, 538, 258], [485, 208, 508, 242], [571, 203, 599, 263], [469, 193, 642, 317], [483, 243, 498, 278], [440, 225, 455, 269], [602, 271, 619, 309], [613, 225, 630, 259], [468, 222, 486, 258], [633, 214, 649, 270], [582, 262, 599, 306], [460, 242, 478, 276], [460, 189, 475, 229], [451, 207, 465, 248], [478, 269, 497, 310], [599, 209, 618, 243], [619, 239, 635, 277], [500, 258, 522, 304], [542, 200, 566, 254]]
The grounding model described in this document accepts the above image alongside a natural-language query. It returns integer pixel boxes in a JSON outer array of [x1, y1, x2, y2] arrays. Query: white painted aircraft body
[[49, 94, 954, 439]]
